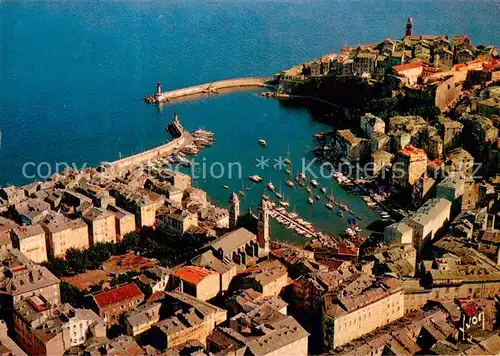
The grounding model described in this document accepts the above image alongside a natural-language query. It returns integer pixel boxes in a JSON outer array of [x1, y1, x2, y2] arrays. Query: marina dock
[[270, 207, 319, 238]]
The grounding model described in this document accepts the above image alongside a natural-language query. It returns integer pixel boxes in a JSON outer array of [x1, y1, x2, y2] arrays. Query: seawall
[[106, 117, 191, 172]]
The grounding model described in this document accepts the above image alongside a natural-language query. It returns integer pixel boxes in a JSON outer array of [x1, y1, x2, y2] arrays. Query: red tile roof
[[400, 145, 427, 157], [460, 300, 481, 317], [93, 283, 144, 309], [393, 61, 424, 72], [484, 59, 500, 71], [174, 265, 218, 285]]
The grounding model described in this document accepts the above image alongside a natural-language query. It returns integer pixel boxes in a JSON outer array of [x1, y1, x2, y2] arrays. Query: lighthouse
[[156, 82, 162, 95], [405, 17, 413, 38]]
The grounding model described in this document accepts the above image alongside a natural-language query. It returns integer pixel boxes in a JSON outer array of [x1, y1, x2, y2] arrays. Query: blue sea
[[1, 1, 499, 240]]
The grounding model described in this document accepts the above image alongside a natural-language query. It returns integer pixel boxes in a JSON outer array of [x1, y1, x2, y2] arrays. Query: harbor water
[[2, 1, 499, 242]]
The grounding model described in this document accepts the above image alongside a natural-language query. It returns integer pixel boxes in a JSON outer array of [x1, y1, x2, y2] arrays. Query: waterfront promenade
[[145, 77, 274, 103]]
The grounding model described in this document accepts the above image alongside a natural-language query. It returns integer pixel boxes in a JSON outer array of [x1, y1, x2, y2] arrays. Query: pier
[[270, 207, 319, 238], [144, 77, 275, 104]]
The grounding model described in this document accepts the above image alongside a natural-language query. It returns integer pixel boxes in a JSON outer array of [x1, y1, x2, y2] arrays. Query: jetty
[[144, 77, 275, 104], [101, 114, 211, 176]]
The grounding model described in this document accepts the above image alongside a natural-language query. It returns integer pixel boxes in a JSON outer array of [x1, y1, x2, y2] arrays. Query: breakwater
[[144, 77, 274, 104], [103, 115, 192, 172]]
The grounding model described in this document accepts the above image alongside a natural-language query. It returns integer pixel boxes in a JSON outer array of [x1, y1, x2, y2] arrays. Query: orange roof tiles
[[393, 61, 424, 72], [93, 283, 144, 309], [484, 59, 500, 71], [174, 265, 218, 285], [400, 145, 427, 157]]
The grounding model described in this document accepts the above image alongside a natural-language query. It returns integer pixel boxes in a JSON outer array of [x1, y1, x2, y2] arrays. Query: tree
[[42, 257, 69, 277], [60, 282, 87, 308], [65, 248, 88, 274], [119, 232, 140, 252]]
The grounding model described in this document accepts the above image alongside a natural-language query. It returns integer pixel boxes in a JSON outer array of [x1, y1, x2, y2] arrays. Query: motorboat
[[315, 195, 321, 201], [345, 228, 356, 236], [308, 197, 314, 204], [262, 194, 270, 200], [258, 139, 267, 147], [299, 172, 306, 180], [275, 191, 283, 200], [239, 190, 246, 196], [249, 175, 263, 183], [321, 187, 327, 194], [223, 185, 229, 190], [311, 179, 318, 187], [305, 187, 312, 193], [325, 203, 334, 210], [267, 182, 275, 192], [280, 201, 290, 208], [337, 211, 343, 217], [286, 180, 294, 188]]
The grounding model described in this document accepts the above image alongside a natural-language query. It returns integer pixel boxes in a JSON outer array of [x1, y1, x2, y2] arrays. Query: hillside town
[[1, 19, 500, 356]]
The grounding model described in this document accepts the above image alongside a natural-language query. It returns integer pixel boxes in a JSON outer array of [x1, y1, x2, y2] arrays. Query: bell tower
[[229, 192, 240, 230], [257, 198, 270, 254], [405, 17, 413, 38]]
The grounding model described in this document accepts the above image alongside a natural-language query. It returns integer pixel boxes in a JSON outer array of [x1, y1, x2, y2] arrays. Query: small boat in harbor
[[321, 187, 327, 194], [276, 184, 284, 200], [223, 185, 229, 190], [345, 227, 356, 236], [267, 182, 275, 192], [325, 203, 334, 210], [315, 195, 321, 201], [305, 187, 312, 193], [308, 197, 314, 204], [311, 179, 318, 187], [300, 172, 306, 180], [239, 190, 246, 196], [258, 139, 267, 147], [246, 187, 251, 191], [285, 168, 291, 175], [284, 146, 291, 165], [286, 180, 294, 188], [249, 175, 263, 183]]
